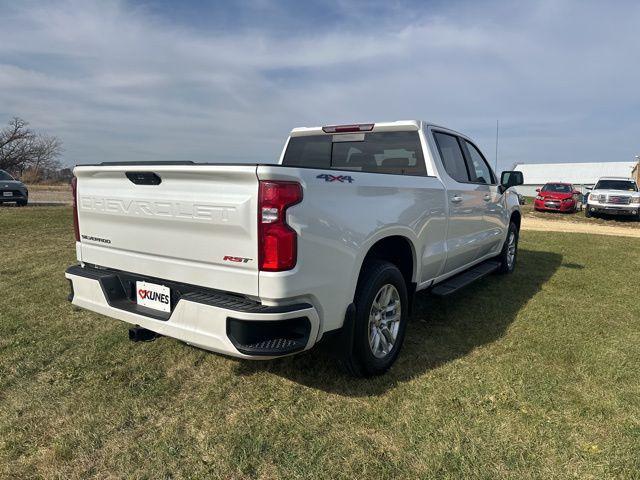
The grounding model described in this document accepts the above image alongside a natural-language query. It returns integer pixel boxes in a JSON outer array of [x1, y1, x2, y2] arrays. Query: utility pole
[[494, 120, 499, 173]]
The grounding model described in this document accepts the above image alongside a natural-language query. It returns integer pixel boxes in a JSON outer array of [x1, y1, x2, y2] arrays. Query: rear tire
[[497, 221, 519, 274], [17, 200, 27, 207], [341, 260, 408, 377]]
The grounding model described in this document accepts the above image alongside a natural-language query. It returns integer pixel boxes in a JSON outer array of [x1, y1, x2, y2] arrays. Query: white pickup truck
[[65, 121, 524, 376], [585, 177, 640, 219]]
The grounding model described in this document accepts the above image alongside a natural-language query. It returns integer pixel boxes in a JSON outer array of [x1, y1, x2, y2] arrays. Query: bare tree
[[29, 134, 63, 176], [0, 117, 35, 171], [0, 117, 63, 179]]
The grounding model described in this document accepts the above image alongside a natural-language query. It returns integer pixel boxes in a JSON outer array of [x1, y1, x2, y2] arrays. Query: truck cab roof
[[290, 120, 459, 137], [596, 176, 634, 181]]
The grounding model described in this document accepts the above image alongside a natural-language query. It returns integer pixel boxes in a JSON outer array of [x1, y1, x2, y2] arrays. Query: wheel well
[[510, 210, 521, 230], [360, 236, 415, 289]]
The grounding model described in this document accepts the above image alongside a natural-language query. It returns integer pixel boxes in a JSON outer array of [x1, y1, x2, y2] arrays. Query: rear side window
[[432, 132, 469, 183], [282, 131, 427, 176]]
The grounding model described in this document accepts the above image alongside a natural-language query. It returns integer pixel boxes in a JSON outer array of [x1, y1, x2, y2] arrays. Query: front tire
[[585, 208, 592, 218], [497, 221, 519, 274], [341, 260, 408, 377]]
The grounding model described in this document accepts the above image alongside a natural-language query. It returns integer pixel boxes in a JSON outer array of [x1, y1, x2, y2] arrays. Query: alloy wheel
[[368, 284, 401, 358]]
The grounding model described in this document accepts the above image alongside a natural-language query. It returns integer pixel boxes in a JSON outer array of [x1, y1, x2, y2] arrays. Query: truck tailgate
[[74, 164, 259, 296]]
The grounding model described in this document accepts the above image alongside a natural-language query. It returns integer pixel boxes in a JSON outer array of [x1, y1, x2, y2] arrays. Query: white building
[[512, 161, 637, 196]]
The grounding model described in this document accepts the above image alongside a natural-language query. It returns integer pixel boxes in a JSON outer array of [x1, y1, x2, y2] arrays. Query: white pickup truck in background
[[65, 120, 524, 376], [585, 177, 640, 219]]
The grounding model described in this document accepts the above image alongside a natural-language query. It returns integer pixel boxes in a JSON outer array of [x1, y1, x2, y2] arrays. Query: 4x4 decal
[[316, 174, 354, 183]]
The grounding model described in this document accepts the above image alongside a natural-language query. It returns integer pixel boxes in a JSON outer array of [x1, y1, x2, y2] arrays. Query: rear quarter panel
[[257, 165, 447, 335]]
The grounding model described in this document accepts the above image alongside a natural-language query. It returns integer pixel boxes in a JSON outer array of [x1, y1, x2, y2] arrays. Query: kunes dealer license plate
[[136, 281, 171, 313]]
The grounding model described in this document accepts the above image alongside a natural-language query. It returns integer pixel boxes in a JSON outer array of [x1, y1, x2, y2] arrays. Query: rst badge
[[316, 174, 354, 183], [136, 281, 171, 313], [223, 256, 252, 263]]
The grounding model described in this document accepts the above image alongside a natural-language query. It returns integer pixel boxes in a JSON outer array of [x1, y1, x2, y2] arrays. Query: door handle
[[483, 194, 491, 201], [450, 195, 463, 203]]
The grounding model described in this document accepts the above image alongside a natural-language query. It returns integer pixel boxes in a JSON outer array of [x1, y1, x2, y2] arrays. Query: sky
[[0, 0, 639, 171]]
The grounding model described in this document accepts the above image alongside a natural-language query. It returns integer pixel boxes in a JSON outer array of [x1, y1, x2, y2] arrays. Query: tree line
[[0, 117, 67, 182]]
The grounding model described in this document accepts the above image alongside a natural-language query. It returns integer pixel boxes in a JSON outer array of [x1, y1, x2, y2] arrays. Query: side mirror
[[586, 186, 593, 190], [535, 188, 541, 193], [500, 171, 524, 193], [572, 190, 581, 195]]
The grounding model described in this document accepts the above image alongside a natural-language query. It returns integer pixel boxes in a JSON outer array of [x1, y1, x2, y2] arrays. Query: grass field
[[521, 202, 640, 230], [1, 207, 639, 479], [22, 184, 72, 204]]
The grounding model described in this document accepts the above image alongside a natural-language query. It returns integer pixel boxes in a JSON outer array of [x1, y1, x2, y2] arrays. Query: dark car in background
[[0, 170, 28, 206]]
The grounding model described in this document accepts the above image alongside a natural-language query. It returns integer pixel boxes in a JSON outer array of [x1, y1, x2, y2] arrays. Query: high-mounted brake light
[[258, 181, 302, 271], [71, 176, 80, 242], [322, 123, 374, 133]]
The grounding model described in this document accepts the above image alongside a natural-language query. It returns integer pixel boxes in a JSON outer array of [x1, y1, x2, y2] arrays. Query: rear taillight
[[71, 177, 80, 241], [258, 181, 302, 271]]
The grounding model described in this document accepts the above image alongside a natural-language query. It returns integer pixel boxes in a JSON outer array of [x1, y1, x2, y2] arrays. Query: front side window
[[282, 131, 426, 176], [432, 132, 469, 183], [594, 180, 638, 191], [0, 170, 14, 181], [542, 183, 572, 193], [462, 140, 495, 184]]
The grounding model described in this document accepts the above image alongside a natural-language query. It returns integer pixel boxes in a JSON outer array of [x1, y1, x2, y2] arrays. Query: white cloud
[[0, 0, 639, 169]]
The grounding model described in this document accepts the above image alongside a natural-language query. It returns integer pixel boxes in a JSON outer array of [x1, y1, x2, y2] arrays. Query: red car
[[534, 183, 583, 213]]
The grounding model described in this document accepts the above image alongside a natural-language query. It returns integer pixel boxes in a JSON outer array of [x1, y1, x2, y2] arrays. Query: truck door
[[459, 139, 506, 257], [431, 131, 488, 273]]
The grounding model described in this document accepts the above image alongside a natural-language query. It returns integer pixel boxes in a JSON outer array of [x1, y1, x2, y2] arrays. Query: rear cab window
[[282, 131, 427, 176]]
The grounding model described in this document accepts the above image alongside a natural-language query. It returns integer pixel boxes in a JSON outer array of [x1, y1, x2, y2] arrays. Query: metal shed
[[512, 161, 637, 196]]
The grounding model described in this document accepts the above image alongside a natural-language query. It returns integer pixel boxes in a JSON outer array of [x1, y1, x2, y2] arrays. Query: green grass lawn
[[1, 206, 639, 479]]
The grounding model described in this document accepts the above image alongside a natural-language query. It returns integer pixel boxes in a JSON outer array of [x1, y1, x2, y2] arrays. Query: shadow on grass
[[587, 213, 640, 223], [232, 248, 563, 396]]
